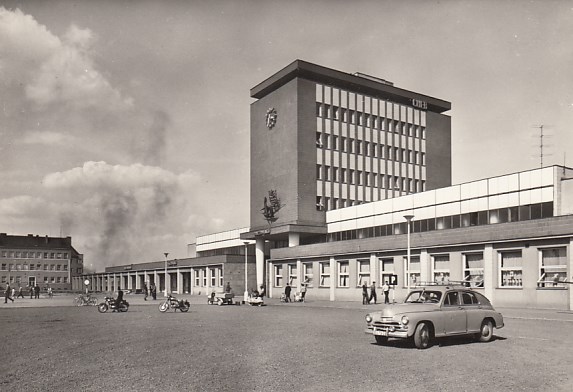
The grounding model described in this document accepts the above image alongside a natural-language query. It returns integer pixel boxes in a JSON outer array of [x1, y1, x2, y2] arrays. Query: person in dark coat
[[143, 282, 148, 301], [4, 284, 14, 303], [362, 282, 369, 305], [34, 284, 40, 299], [17, 286, 24, 299], [284, 283, 292, 303], [151, 283, 157, 300], [369, 281, 377, 304]]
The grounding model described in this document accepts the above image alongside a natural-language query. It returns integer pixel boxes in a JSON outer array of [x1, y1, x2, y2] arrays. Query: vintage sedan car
[[364, 284, 504, 349]]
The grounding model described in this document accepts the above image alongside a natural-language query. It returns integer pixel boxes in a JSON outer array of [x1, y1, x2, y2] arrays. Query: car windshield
[[405, 290, 442, 303]]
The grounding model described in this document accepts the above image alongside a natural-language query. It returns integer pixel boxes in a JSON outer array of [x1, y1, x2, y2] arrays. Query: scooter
[[159, 294, 190, 312], [97, 296, 129, 313]]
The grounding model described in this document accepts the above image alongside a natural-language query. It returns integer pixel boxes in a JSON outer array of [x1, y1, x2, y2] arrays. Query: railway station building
[[80, 60, 573, 310]]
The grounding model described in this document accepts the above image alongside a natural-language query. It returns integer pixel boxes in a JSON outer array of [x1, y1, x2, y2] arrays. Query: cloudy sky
[[0, 0, 572, 272]]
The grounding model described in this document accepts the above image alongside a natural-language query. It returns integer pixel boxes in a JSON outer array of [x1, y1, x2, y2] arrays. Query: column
[[420, 249, 429, 283], [177, 268, 183, 294], [205, 267, 211, 296], [289, 232, 300, 247], [484, 244, 495, 304], [296, 258, 302, 292], [370, 253, 377, 285], [330, 256, 336, 302], [256, 238, 265, 288], [154, 271, 159, 291]]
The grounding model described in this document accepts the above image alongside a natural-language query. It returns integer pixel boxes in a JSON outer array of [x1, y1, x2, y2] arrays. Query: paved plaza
[[1, 293, 573, 392]]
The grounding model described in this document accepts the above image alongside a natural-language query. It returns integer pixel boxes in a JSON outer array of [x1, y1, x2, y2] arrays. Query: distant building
[[0, 233, 83, 292]]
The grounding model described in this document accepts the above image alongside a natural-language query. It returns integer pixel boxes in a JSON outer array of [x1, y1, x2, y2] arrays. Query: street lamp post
[[404, 214, 415, 293], [164, 252, 169, 297], [243, 241, 249, 303]]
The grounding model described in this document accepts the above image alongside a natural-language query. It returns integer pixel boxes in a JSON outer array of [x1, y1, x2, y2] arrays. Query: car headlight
[[365, 314, 373, 323], [401, 315, 409, 325]]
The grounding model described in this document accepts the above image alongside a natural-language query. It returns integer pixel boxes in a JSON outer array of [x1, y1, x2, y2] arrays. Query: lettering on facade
[[167, 260, 178, 267], [124, 265, 132, 270], [261, 190, 284, 224], [412, 98, 428, 110]]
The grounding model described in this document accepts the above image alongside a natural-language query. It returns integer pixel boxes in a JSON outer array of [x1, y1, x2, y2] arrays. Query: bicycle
[[73, 293, 98, 306]]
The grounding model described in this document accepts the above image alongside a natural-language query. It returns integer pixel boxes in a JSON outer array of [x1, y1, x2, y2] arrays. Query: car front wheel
[[476, 319, 494, 342], [414, 322, 431, 349]]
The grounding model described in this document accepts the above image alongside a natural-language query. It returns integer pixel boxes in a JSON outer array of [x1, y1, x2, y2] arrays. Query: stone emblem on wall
[[265, 108, 277, 129], [261, 189, 284, 224]]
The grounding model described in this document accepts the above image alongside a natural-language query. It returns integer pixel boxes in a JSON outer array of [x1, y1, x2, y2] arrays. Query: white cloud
[[18, 131, 72, 146], [0, 7, 131, 110]]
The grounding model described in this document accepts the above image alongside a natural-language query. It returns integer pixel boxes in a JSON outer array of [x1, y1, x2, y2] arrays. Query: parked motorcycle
[[159, 294, 190, 312], [97, 296, 129, 313]]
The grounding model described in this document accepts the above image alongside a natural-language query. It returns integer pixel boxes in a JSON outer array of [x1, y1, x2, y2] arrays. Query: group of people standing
[[362, 281, 391, 305], [4, 283, 41, 303], [142, 282, 157, 300], [282, 278, 309, 303]]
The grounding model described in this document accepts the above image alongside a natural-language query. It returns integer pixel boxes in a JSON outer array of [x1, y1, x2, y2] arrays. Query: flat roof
[[250, 60, 451, 113]]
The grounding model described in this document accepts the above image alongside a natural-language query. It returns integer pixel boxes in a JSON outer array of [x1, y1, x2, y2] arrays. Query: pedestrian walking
[[34, 284, 40, 299], [369, 281, 377, 304], [143, 282, 148, 301], [284, 283, 292, 303], [300, 279, 309, 302], [29, 285, 34, 299], [151, 283, 157, 300], [259, 284, 265, 299], [382, 281, 390, 304], [362, 282, 369, 304], [11, 287, 15, 298], [17, 286, 24, 299], [4, 284, 14, 303], [224, 282, 232, 293]]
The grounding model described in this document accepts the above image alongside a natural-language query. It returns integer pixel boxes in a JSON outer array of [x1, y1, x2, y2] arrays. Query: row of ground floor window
[[267, 239, 572, 309], [74, 264, 250, 296]]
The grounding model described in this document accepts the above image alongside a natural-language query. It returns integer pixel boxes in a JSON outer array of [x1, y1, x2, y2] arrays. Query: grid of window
[[432, 254, 450, 283], [463, 253, 484, 287], [319, 262, 330, 287], [288, 264, 297, 286], [357, 260, 370, 286], [315, 84, 426, 212], [338, 261, 349, 287], [380, 258, 394, 286], [274, 265, 283, 287], [537, 247, 567, 288], [303, 263, 313, 287], [326, 202, 553, 243], [499, 250, 523, 288], [404, 256, 421, 287]]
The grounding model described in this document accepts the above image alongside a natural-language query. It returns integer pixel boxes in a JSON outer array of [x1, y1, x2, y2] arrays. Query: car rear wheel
[[414, 322, 431, 349], [476, 319, 494, 342], [374, 335, 388, 345]]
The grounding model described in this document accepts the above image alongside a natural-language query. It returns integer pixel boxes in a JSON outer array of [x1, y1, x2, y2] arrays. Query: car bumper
[[365, 326, 409, 339]]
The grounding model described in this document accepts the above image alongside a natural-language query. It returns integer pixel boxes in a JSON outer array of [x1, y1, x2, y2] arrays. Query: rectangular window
[[499, 250, 523, 288], [338, 261, 349, 287], [194, 269, 201, 286], [319, 262, 330, 287], [404, 256, 421, 287], [357, 260, 370, 286], [44, 277, 49, 283], [274, 265, 283, 287], [1, 264, 6, 271], [288, 264, 297, 286], [538, 247, 567, 288], [380, 258, 394, 286], [43, 264, 48, 271], [56, 277, 61, 283], [432, 254, 450, 283], [218, 267, 224, 287], [210, 267, 217, 287], [63, 277, 68, 283], [202, 268, 207, 287], [463, 253, 484, 287], [303, 262, 313, 287], [63, 265, 68, 271]]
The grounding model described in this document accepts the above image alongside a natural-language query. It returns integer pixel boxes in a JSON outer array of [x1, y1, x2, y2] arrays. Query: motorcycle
[[159, 294, 190, 312], [97, 296, 129, 313]]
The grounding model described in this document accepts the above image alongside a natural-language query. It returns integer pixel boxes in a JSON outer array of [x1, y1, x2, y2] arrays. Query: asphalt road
[[1, 295, 572, 392]]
